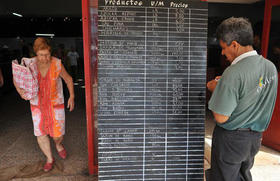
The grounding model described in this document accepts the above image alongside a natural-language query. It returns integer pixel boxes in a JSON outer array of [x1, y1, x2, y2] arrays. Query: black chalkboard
[[97, 0, 207, 180]]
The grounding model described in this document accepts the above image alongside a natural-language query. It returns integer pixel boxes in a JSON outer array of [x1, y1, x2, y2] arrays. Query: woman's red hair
[[33, 37, 51, 53]]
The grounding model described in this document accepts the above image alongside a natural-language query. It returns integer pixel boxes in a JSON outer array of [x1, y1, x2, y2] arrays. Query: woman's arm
[[60, 64, 75, 111]]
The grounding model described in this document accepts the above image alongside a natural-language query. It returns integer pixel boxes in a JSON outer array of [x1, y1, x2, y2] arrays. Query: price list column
[[98, 6, 146, 180], [144, 7, 168, 180], [167, 8, 191, 180], [167, 5, 207, 180]]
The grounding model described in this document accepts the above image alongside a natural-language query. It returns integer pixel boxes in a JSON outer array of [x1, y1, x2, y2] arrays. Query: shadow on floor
[[0, 160, 64, 181]]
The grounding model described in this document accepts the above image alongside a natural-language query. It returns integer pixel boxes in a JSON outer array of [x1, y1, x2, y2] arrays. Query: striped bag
[[12, 58, 38, 100]]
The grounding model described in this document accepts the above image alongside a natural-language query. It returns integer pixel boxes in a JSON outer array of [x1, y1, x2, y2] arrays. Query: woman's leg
[[37, 135, 53, 163], [53, 136, 64, 152]]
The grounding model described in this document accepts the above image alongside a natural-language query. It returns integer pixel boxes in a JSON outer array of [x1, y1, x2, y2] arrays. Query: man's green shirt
[[208, 53, 278, 132]]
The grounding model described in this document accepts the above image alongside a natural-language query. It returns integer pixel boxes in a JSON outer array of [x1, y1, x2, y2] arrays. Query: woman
[[14, 37, 74, 172]]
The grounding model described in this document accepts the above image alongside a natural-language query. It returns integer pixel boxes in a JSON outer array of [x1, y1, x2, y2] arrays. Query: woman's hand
[[67, 97, 75, 111], [13, 79, 28, 100], [18, 88, 28, 100]]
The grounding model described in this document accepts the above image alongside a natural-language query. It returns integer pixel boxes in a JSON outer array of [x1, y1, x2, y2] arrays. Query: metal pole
[[82, 0, 97, 175], [261, 0, 272, 58]]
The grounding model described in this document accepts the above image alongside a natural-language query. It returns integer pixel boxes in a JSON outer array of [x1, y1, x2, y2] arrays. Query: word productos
[[105, 0, 143, 6]]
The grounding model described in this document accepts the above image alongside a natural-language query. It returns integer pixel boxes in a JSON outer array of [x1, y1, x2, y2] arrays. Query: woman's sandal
[[43, 158, 55, 172], [58, 145, 67, 159]]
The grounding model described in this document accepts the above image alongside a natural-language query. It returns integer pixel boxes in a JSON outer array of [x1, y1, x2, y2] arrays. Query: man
[[67, 46, 79, 82], [206, 17, 278, 181]]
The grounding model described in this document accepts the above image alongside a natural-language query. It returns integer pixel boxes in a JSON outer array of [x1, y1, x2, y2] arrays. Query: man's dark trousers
[[207, 125, 262, 181]]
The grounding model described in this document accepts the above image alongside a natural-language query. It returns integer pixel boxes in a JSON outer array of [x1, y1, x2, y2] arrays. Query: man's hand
[[212, 111, 229, 124], [207, 76, 221, 92]]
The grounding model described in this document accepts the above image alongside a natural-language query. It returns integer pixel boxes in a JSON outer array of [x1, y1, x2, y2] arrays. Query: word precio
[[170, 2, 188, 8]]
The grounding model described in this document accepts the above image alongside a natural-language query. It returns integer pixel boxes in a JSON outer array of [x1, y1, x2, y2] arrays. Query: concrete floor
[[1, 87, 280, 180], [0, 83, 97, 181]]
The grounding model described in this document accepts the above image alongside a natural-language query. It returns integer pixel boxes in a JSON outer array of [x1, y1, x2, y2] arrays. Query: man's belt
[[236, 128, 257, 132]]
